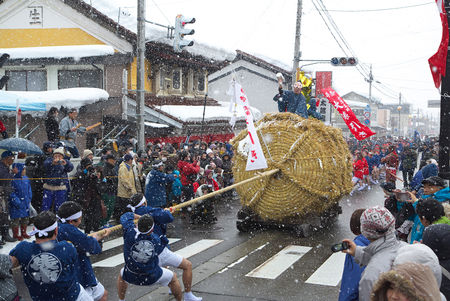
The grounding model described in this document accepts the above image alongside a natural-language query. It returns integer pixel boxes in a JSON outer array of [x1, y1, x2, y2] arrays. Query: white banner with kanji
[[232, 82, 268, 171]]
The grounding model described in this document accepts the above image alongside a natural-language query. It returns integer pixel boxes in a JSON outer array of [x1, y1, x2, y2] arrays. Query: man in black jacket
[[101, 154, 118, 227], [44, 107, 59, 142]]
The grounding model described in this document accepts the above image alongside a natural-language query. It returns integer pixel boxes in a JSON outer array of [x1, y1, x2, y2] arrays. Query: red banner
[[321, 88, 375, 140], [428, 0, 448, 88]]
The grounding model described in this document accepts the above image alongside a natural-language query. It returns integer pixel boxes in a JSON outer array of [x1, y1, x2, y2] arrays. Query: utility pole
[[439, 0, 450, 180], [292, 0, 303, 87], [368, 65, 373, 103], [398, 93, 401, 137], [136, 0, 146, 152]]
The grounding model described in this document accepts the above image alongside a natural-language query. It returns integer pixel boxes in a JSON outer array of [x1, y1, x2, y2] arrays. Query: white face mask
[[162, 157, 167, 162]]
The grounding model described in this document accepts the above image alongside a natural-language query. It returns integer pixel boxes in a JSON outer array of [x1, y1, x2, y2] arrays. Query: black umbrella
[[0, 138, 42, 155]]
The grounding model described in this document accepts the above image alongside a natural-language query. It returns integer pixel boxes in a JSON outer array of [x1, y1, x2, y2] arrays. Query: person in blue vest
[[9, 163, 32, 241], [338, 209, 370, 301], [407, 176, 450, 243], [273, 79, 308, 118], [117, 211, 183, 301], [144, 160, 175, 208], [9, 211, 92, 301], [126, 193, 202, 301], [57, 201, 111, 301]]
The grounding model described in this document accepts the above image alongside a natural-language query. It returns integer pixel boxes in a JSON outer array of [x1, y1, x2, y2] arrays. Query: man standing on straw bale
[[273, 75, 308, 118]]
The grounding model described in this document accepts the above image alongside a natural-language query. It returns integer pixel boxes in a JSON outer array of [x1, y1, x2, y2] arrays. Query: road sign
[[363, 119, 370, 126], [363, 111, 370, 119]]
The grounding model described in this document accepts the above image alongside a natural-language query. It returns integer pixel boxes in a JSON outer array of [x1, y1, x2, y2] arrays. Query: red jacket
[[177, 160, 200, 186], [353, 159, 366, 179]]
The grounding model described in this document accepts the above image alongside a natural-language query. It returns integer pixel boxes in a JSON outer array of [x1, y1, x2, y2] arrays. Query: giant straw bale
[[231, 113, 353, 222]]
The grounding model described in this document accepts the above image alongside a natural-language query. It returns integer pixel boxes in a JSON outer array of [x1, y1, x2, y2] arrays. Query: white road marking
[[174, 239, 223, 259], [246, 245, 312, 279], [218, 242, 270, 274], [305, 252, 346, 286], [101, 237, 123, 251], [93, 237, 181, 268]]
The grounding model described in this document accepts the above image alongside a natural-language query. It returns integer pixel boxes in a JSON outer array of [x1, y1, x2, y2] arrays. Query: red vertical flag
[[429, 0, 449, 88], [321, 88, 375, 141]]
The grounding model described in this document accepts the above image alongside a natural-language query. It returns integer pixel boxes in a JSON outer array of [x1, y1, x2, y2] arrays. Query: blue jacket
[[276, 90, 308, 118], [409, 170, 423, 192], [9, 163, 31, 219], [120, 212, 163, 280], [338, 235, 370, 301], [421, 163, 438, 180], [43, 157, 73, 187], [172, 170, 182, 197], [135, 206, 174, 248], [57, 222, 102, 288], [145, 169, 175, 208], [410, 187, 450, 243]]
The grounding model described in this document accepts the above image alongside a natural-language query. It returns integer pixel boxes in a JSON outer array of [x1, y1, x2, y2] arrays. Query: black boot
[[1, 227, 17, 243]]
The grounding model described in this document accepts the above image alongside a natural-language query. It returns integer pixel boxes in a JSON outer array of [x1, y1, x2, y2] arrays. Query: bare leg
[[117, 273, 128, 300], [99, 289, 108, 301], [178, 258, 193, 292], [168, 273, 183, 301]]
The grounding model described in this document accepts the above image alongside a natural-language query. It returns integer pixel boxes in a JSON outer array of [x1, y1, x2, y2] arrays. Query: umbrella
[[0, 138, 42, 155]]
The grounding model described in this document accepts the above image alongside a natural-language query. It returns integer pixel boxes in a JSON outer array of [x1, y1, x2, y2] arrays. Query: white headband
[[134, 223, 154, 239], [28, 221, 58, 237], [57, 211, 82, 223], [127, 197, 146, 213], [152, 161, 164, 168]]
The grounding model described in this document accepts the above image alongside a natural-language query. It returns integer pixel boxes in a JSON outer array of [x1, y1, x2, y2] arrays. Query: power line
[[150, 0, 171, 24], [322, 2, 433, 13]]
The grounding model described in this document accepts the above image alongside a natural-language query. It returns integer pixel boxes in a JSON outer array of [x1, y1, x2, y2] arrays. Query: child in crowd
[[338, 208, 370, 301], [171, 170, 182, 205], [9, 163, 31, 241], [415, 198, 450, 227]]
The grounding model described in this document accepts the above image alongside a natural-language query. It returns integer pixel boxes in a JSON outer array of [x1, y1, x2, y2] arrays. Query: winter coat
[[276, 90, 308, 118], [9, 163, 31, 219], [338, 234, 370, 301], [177, 160, 200, 186], [381, 152, 399, 183], [400, 148, 418, 171], [0, 161, 12, 188], [354, 232, 406, 301], [410, 187, 450, 243], [0, 254, 18, 301], [422, 162, 439, 180], [70, 168, 89, 205], [423, 224, 450, 300], [102, 161, 118, 196], [43, 157, 73, 187], [171, 170, 182, 197], [144, 169, 175, 208], [410, 169, 424, 192], [353, 159, 366, 180], [117, 161, 136, 198], [393, 243, 442, 287], [371, 263, 442, 301], [44, 115, 59, 141]]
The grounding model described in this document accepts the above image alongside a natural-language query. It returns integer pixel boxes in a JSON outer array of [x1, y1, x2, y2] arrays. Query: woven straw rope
[[231, 113, 353, 222]]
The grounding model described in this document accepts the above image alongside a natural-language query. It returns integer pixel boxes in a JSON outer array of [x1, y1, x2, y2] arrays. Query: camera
[[331, 241, 349, 253]]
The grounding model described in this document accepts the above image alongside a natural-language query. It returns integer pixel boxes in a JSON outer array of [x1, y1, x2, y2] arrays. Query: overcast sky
[[93, 0, 442, 117]]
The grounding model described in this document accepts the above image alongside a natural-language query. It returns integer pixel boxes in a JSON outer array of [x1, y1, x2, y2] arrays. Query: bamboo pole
[[166, 168, 279, 212], [88, 168, 280, 237]]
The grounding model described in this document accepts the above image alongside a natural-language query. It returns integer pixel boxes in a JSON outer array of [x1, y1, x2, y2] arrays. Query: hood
[[433, 186, 450, 201], [371, 262, 441, 301], [422, 163, 438, 180], [422, 223, 450, 261], [393, 243, 441, 286], [173, 170, 180, 176], [12, 163, 24, 178], [43, 141, 53, 153]]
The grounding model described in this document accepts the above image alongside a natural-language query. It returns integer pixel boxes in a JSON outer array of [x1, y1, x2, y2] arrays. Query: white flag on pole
[[232, 81, 268, 171]]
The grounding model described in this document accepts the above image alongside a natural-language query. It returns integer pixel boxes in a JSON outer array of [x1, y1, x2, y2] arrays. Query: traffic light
[[173, 14, 195, 53], [330, 57, 358, 66]]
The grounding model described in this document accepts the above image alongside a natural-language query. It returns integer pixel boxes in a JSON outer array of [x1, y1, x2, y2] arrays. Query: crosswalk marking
[[102, 237, 123, 252], [174, 239, 223, 259], [305, 252, 346, 286], [92, 238, 219, 268], [246, 245, 312, 279], [218, 242, 269, 274]]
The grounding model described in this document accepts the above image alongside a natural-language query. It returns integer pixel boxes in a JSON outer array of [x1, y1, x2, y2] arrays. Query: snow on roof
[[157, 101, 261, 123], [144, 121, 169, 128], [2, 88, 109, 110], [0, 45, 115, 60], [343, 99, 369, 108]]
